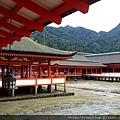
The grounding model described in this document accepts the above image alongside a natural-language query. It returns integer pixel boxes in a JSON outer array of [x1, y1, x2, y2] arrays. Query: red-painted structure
[[0, 37, 77, 95], [0, 0, 101, 96], [0, 0, 100, 49]]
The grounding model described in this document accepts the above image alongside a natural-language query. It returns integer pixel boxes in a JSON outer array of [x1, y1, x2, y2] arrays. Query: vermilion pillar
[[86, 67, 88, 74], [2, 66, 4, 76], [48, 59, 51, 77], [47, 59, 52, 93], [74, 67, 76, 75], [56, 64, 58, 76], [38, 66, 41, 78], [29, 65, 32, 78], [21, 65, 24, 78], [26, 65, 29, 78]]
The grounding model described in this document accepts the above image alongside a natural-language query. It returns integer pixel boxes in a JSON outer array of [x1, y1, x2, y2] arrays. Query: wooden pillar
[[64, 83, 66, 92], [2, 66, 4, 76], [47, 59, 52, 93], [39, 66, 41, 78], [100, 68, 102, 74], [12, 89, 15, 97], [35, 86, 38, 95], [21, 65, 24, 78], [48, 59, 51, 77], [86, 67, 88, 74], [29, 65, 32, 78], [26, 65, 29, 78], [107, 68, 108, 73], [56, 64, 58, 76], [113, 67, 115, 73], [11, 65, 13, 74], [55, 84, 57, 91], [90, 67, 92, 74], [68, 66, 70, 75], [96, 67, 98, 74], [80, 67, 82, 75], [35, 74, 38, 95], [74, 67, 76, 75]]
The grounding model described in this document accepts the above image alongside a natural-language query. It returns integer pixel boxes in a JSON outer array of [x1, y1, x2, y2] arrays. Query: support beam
[[0, 6, 44, 32], [63, 0, 89, 13], [0, 36, 14, 43], [0, 29, 21, 41], [0, 20, 31, 37], [13, 0, 62, 24]]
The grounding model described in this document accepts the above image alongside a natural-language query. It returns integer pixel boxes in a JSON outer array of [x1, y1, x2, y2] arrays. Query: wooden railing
[[0, 76, 66, 88]]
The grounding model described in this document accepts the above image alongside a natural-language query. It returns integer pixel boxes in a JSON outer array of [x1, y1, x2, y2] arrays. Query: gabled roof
[[51, 60, 105, 67], [1, 37, 77, 57], [0, 0, 100, 49], [86, 52, 120, 64], [51, 53, 106, 67]]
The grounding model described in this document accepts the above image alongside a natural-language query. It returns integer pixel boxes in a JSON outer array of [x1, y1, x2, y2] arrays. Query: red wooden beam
[[12, 0, 62, 24], [36, 3, 72, 24], [0, 20, 30, 37], [0, 61, 31, 65], [0, 29, 21, 41], [0, 6, 44, 32], [62, 0, 89, 13], [53, 3, 72, 15], [0, 42, 7, 46], [0, 43, 8, 48], [0, 37, 15, 44]]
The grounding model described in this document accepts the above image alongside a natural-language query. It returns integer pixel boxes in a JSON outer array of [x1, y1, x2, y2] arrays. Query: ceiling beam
[[12, 0, 62, 24], [62, 0, 89, 13], [0, 6, 44, 32], [0, 37, 14, 44], [0, 29, 21, 41], [0, 20, 30, 37]]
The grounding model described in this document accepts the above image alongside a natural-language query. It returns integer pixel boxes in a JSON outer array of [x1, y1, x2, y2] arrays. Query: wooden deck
[[82, 73, 120, 82], [0, 76, 67, 97]]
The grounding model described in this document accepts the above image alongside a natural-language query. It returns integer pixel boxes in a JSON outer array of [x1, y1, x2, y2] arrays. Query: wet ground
[[0, 79, 120, 115]]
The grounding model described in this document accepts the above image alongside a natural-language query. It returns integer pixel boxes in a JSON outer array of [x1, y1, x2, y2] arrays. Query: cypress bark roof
[[51, 60, 106, 67], [51, 53, 106, 67], [86, 52, 120, 64], [2, 37, 77, 56]]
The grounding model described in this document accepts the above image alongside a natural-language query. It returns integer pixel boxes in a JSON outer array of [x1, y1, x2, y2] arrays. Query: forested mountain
[[31, 24, 120, 54]]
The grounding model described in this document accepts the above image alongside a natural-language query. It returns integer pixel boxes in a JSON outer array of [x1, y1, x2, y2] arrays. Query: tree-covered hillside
[[31, 24, 120, 54]]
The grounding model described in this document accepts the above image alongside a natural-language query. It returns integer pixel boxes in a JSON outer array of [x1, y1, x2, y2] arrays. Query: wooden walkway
[[82, 73, 120, 82]]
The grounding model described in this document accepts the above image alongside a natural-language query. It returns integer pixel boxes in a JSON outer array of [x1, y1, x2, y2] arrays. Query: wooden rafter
[[12, 0, 62, 24], [0, 20, 30, 37], [0, 5, 44, 32], [63, 0, 89, 13], [0, 0, 100, 49]]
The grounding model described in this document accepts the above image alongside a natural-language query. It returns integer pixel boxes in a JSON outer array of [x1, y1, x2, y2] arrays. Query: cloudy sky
[[49, 0, 120, 32]]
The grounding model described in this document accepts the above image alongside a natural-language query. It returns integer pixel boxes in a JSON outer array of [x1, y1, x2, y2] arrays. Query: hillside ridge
[[31, 24, 120, 54]]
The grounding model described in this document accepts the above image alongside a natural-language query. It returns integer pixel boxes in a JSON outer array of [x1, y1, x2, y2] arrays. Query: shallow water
[[0, 79, 120, 115]]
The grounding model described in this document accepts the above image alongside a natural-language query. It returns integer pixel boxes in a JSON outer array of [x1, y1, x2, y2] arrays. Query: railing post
[[34, 74, 38, 95], [12, 89, 15, 97], [55, 84, 57, 91], [64, 76, 66, 92]]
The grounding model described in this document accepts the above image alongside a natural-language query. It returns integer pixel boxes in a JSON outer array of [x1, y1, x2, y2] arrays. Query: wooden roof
[[51, 60, 105, 67], [0, 0, 100, 49], [0, 37, 77, 60], [86, 52, 120, 64], [51, 53, 106, 67]]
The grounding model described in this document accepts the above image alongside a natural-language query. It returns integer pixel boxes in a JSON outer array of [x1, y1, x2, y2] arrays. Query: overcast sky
[[49, 0, 120, 32]]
